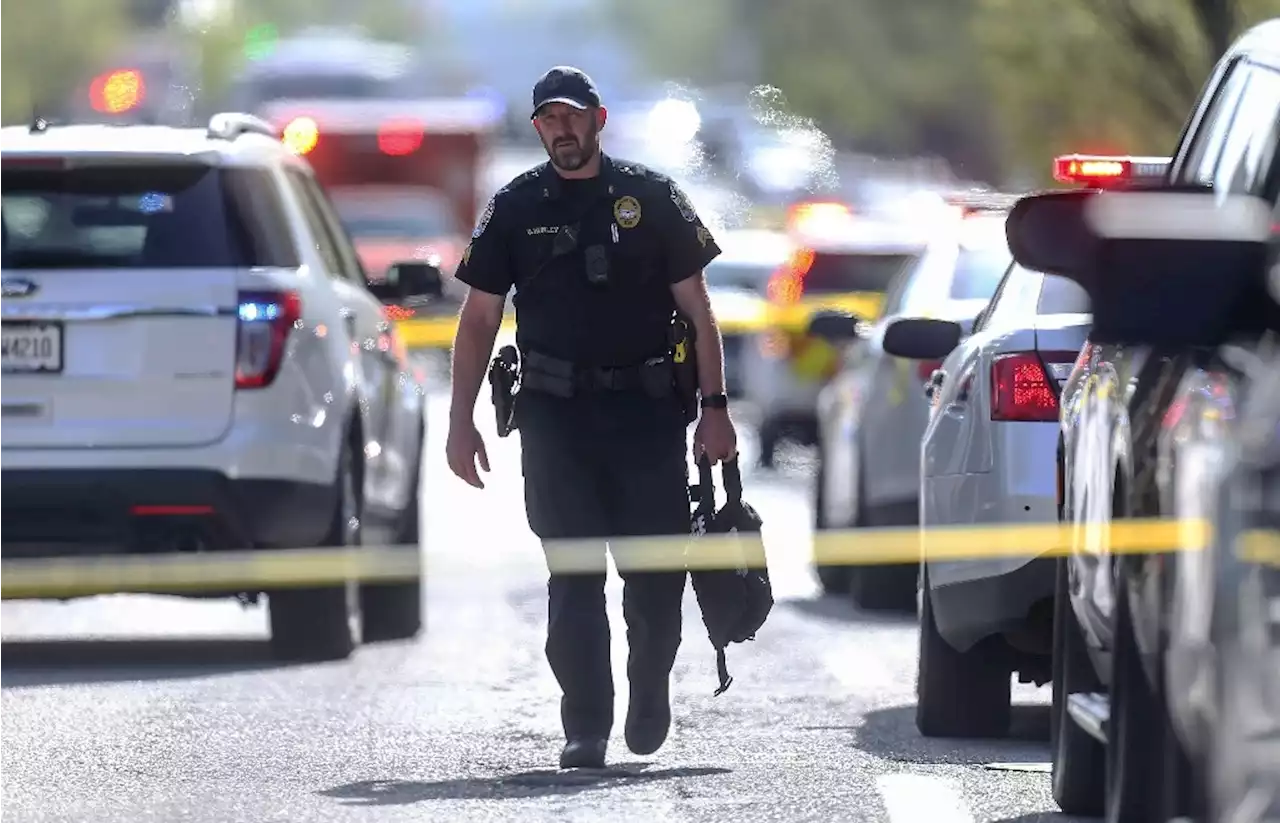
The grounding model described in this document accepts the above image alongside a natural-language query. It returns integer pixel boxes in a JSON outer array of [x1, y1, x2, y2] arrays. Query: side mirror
[[368, 261, 444, 304], [1010, 189, 1273, 347], [807, 310, 862, 340], [882, 317, 963, 360]]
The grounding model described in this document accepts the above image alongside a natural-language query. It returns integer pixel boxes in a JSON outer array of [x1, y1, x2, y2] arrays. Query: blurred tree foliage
[[612, 0, 1279, 185], [1, 0, 132, 123]]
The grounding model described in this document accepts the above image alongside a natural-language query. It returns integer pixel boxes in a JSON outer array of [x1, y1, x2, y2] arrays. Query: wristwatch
[[700, 392, 728, 410]]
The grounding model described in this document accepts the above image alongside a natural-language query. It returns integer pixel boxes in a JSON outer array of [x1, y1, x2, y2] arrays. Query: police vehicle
[[1014, 20, 1280, 822], [0, 113, 443, 662], [882, 250, 1091, 738], [747, 201, 931, 467], [808, 205, 1011, 609]]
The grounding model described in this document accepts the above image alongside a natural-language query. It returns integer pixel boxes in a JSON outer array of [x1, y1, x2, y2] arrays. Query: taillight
[[991, 352, 1060, 421], [377, 118, 425, 156], [767, 247, 815, 304], [235, 290, 301, 389]]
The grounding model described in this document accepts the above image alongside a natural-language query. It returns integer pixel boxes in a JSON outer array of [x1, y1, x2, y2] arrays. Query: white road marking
[[876, 772, 977, 823]]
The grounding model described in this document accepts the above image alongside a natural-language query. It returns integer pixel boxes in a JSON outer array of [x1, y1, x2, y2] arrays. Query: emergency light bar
[[1052, 154, 1171, 188]]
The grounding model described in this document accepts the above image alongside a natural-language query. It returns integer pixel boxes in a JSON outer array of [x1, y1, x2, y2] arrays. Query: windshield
[[333, 194, 459, 240], [949, 247, 1011, 300], [233, 73, 403, 109]]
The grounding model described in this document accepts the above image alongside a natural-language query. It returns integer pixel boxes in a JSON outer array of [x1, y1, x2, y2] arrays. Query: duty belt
[[521, 349, 674, 399]]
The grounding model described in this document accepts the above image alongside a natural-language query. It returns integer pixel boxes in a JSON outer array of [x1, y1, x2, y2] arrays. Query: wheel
[[758, 418, 779, 469], [848, 493, 917, 612], [812, 443, 851, 596], [361, 428, 424, 643], [915, 568, 1012, 738], [1050, 558, 1105, 816], [1104, 577, 1165, 823], [268, 440, 361, 662]]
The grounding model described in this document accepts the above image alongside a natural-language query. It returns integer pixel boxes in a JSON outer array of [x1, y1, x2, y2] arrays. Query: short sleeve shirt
[[455, 155, 722, 367]]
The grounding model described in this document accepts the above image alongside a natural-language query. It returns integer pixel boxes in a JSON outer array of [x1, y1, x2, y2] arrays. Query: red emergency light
[[90, 68, 145, 114], [1052, 154, 1170, 188], [376, 118, 425, 156]]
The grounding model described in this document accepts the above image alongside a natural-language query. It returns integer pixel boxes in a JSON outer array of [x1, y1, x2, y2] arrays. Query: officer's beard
[[544, 121, 600, 172]]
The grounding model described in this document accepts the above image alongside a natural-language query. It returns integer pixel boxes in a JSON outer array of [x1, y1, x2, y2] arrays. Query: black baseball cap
[[531, 66, 602, 118]]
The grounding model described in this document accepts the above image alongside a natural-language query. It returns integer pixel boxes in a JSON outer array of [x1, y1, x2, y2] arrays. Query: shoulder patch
[[668, 181, 697, 222], [472, 196, 496, 239]]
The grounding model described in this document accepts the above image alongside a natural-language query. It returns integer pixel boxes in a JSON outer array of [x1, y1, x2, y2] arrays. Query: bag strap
[[722, 455, 743, 504], [695, 453, 717, 506], [714, 647, 733, 696]]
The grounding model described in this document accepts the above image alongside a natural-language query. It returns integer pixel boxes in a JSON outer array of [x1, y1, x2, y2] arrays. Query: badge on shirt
[[613, 196, 642, 229], [696, 225, 713, 247]]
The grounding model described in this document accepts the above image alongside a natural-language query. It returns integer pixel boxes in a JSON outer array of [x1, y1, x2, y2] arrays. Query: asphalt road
[[1, 392, 1092, 823]]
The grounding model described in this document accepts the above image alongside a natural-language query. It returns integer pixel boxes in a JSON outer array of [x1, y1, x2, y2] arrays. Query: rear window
[[1038, 274, 1090, 314], [1, 164, 299, 270], [806, 251, 916, 294], [235, 73, 401, 109], [949, 247, 1010, 300], [705, 261, 774, 292]]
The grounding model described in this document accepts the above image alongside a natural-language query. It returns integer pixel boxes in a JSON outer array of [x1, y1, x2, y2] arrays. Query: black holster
[[489, 345, 519, 437], [671, 313, 700, 424]]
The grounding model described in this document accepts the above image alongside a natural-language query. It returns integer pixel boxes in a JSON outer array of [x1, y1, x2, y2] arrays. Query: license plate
[[1, 321, 63, 373]]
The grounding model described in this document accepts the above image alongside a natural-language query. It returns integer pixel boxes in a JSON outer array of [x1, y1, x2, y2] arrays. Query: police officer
[[446, 66, 738, 769]]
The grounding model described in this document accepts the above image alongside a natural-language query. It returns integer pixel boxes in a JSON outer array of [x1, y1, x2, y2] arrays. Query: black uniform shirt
[[455, 154, 722, 367]]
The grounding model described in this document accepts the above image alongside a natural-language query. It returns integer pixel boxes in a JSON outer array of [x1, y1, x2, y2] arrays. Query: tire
[[268, 440, 361, 662], [1050, 558, 1105, 816], [915, 569, 1012, 738], [848, 493, 918, 612], [1104, 578, 1164, 823], [361, 429, 424, 643], [812, 444, 851, 596]]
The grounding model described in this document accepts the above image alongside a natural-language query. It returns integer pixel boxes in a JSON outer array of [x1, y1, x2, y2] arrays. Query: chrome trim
[[0, 304, 237, 321]]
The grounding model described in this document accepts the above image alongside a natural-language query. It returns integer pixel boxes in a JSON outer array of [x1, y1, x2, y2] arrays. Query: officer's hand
[[694, 408, 738, 464], [446, 422, 490, 489]]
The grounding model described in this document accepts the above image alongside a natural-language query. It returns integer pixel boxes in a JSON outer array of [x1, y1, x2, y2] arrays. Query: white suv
[[1, 113, 437, 661]]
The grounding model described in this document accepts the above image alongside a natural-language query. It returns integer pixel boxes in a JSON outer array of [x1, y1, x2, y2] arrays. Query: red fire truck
[[257, 97, 502, 299]]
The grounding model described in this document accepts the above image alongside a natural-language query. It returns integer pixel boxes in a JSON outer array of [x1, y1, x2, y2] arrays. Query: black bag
[[688, 454, 774, 695]]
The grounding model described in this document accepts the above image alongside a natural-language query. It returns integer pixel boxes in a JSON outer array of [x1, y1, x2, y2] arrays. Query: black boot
[[625, 673, 671, 755], [559, 737, 608, 769]]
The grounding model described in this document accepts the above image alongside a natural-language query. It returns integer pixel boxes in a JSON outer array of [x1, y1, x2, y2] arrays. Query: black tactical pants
[[517, 389, 690, 741]]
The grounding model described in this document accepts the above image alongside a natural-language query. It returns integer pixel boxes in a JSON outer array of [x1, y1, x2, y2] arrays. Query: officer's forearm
[[449, 315, 500, 427], [691, 315, 726, 397]]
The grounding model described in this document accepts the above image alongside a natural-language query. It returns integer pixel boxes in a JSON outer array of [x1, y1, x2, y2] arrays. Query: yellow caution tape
[[3, 520, 1272, 600]]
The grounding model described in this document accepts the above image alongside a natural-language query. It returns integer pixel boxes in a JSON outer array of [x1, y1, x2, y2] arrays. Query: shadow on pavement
[[782, 595, 917, 626], [320, 764, 732, 805], [987, 815, 1096, 823], [0, 638, 295, 688], [850, 703, 1052, 766]]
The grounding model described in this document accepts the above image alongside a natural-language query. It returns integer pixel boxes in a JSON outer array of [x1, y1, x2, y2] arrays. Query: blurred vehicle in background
[[746, 199, 930, 467], [226, 28, 422, 113], [883, 261, 1090, 738], [256, 97, 502, 309], [702, 229, 792, 398], [808, 207, 1012, 610]]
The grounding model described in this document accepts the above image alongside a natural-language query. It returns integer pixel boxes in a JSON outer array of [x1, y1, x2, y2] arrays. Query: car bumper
[[1, 468, 336, 561], [930, 557, 1057, 653]]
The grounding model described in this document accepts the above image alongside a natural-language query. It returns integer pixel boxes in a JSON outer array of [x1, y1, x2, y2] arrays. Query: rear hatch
[[2, 157, 280, 449]]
